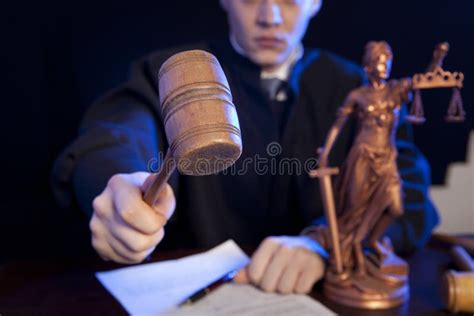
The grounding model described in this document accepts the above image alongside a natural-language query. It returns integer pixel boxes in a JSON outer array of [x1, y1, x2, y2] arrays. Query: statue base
[[323, 250, 409, 309]]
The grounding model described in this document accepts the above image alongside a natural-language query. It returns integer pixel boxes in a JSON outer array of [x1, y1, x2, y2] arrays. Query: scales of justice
[[308, 41, 466, 309]]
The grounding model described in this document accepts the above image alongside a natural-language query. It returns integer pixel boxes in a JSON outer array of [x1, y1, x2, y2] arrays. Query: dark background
[[1, 0, 472, 261]]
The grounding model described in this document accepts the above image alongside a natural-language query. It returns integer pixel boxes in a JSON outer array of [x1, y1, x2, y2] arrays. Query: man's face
[[221, 0, 321, 69]]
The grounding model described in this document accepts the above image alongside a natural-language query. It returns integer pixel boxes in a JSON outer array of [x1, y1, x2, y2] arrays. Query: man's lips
[[254, 37, 285, 48]]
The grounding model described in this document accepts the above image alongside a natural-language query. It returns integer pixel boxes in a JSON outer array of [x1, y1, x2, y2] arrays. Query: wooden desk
[[0, 243, 459, 315]]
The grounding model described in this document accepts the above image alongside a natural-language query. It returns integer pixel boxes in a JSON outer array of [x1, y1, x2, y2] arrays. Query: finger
[[259, 245, 292, 292], [90, 216, 110, 260], [141, 174, 175, 219], [106, 229, 158, 264], [102, 239, 144, 264], [276, 251, 306, 294], [89, 213, 103, 238], [295, 255, 325, 294], [91, 228, 128, 263], [112, 181, 168, 235], [248, 237, 281, 285], [92, 188, 113, 220], [141, 172, 156, 193], [91, 216, 156, 264], [234, 268, 250, 284], [109, 220, 165, 253], [91, 236, 113, 261], [90, 214, 114, 256]]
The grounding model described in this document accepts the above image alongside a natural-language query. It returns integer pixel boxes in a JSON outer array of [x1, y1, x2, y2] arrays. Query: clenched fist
[[89, 172, 176, 264], [235, 236, 326, 294]]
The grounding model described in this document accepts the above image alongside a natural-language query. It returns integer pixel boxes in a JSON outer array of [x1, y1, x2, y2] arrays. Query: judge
[[52, 0, 438, 294]]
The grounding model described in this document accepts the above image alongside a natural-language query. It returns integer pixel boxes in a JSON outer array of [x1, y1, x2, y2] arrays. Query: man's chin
[[247, 51, 288, 69]]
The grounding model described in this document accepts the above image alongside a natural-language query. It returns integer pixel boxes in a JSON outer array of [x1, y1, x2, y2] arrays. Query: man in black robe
[[52, 0, 438, 294]]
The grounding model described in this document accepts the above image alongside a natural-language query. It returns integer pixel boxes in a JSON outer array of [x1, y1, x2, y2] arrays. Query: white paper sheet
[[165, 283, 336, 316], [96, 240, 250, 315]]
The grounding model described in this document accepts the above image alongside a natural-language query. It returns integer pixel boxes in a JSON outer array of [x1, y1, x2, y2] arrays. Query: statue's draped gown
[[335, 79, 411, 268]]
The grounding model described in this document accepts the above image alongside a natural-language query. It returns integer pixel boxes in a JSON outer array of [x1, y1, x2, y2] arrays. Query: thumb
[[153, 184, 176, 220], [141, 172, 157, 194], [233, 267, 250, 284]]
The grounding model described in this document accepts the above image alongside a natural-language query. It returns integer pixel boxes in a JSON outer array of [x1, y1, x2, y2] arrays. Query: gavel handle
[[451, 246, 474, 272], [143, 150, 176, 206]]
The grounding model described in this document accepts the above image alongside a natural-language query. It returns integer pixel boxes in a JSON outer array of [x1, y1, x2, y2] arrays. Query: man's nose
[[257, 0, 283, 28]]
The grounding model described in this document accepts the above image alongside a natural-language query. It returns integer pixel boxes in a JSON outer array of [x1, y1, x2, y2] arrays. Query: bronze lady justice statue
[[322, 42, 410, 270], [308, 41, 465, 309]]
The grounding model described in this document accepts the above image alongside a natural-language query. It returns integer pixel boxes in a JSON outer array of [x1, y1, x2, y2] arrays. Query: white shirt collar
[[230, 34, 303, 81]]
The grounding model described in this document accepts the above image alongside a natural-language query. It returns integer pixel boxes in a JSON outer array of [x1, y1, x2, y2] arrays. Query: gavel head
[[441, 270, 474, 313], [158, 50, 242, 176]]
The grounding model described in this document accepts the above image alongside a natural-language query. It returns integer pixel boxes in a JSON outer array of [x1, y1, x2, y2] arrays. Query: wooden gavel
[[441, 246, 474, 313], [143, 50, 242, 205]]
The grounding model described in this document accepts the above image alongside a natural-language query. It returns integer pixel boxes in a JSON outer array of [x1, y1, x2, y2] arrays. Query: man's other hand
[[234, 236, 325, 294]]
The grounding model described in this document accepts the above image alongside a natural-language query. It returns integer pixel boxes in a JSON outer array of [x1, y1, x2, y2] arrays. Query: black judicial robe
[[52, 39, 438, 253]]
